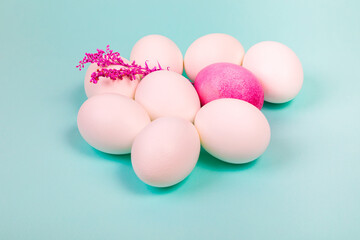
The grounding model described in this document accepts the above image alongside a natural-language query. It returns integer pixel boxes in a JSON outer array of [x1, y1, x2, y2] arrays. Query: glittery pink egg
[[194, 63, 264, 109]]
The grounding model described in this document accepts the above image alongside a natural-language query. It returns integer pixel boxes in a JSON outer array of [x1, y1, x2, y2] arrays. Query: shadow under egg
[[262, 100, 293, 110], [196, 147, 259, 172]]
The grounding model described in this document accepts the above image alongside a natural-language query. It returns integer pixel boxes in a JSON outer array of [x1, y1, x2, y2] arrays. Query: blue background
[[1, 0, 359, 239]]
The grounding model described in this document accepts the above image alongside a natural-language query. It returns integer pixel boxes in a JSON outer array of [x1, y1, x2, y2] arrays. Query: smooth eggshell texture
[[194, 98, 270, 164], [184, 33, 245, 81], [135, 70, 200, 122], [130, 34, 183, 74], [131, 117, 200, 187], [77, 93, 150, 154], [194, 62, 264, 109], [84, 60, 140, 99], [243, 41, 303, 103]]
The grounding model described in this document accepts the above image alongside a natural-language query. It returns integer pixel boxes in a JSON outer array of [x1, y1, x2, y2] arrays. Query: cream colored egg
[[194, 98, 271, 164], [77, 93, 150, 154], [243, 41, 303, 103], [131, 117, 200, 187], [130, 34, 183, 74], [84, 60, 140, 99], [184, 33, 245, 81], [134, 70, 200, 122]]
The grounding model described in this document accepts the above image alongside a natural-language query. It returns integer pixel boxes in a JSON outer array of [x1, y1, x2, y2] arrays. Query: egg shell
[[184, 33, 245, 81], [134, 70, 200, 122], [131, 117, 200, 187], [77, 93, 150, 154], [130, 34, 183, 74], [194, 98, 270, 164], [194, 62, 264, 109], [243, 41, 303, 103], [84, 60, 140, 99]]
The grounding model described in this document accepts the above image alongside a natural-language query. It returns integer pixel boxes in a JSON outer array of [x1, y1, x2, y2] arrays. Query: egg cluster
[[76, 34, 303, 188]]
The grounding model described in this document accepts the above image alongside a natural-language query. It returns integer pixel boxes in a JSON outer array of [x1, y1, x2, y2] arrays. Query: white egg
[[131, 117, 200, 187], [77, 93, 150, 154], [134, 70, 201, 122], [130, 34, 183, 74], [194, 98, 271, 164], [184, 33, 245, 81], [243, 41, 303, 103]]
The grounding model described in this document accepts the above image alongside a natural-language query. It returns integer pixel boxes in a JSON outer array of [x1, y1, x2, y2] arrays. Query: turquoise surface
[[1, 0, 360, 239]]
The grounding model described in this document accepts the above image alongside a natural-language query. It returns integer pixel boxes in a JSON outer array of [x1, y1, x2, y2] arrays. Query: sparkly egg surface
[[184, 33, 245, 81], [77, 93, 150, 154], [131, 117, 200, 187], [135, 70, 200, 122], [130, 34, 183, 74], [194, 62, 264, 109], [243, 41, 303, 103], [84, 61, 140, 99], [194, 98, 271, 164]]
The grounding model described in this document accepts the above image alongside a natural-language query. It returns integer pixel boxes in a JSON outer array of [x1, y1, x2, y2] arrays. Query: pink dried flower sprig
[[76, 45, 165, 84]]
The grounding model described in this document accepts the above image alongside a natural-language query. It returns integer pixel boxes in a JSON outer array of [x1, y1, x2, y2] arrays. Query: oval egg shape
[[194, 62, 264, 109], [130, 34, 183, 74], [135, 70, 201, 122], [194, 98, 271, 164], [77, 93, 151, 154], [243, 41, 303, 103], [184, 33, 245, 81], [131, 117, 200, 187]]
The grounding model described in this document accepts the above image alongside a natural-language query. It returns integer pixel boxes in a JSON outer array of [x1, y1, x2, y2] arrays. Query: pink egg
[[243, 41, 303, 103], [194, 63, 264, 109], [132, 117, 200, 187], [130, 34, 183, 74], [84, 60, 140, 99], [135, 70, 200, 122], [77, 94, 150, 154], [184, 33, 245, 81], [194, 98, 271, 164]]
